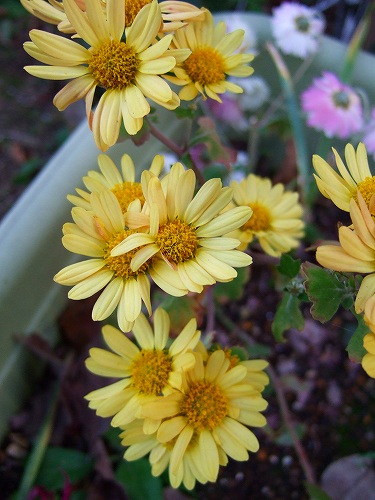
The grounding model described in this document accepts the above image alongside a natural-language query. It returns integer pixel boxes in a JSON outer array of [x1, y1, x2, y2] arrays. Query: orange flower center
[[125, 0, 152, 26], [89, 40, 139, 89], [242, 203, 271, 232], [155, 219, 198, 265], [356, 177, 375, 208], [111, 182, 144, 212], [131, 350, 172, 395], [180, 381, 228, 431], [183, 46, 226, 86], [104, 230, 150, 278]]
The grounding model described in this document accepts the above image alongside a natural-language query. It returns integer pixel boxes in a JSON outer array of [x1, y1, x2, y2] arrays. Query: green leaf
[[116, 458, 163, 500], [227, 345, 249, 362], [173, 106, 197, 119], [301, 263, 354, 323], [103, 426, 123, 450], [34, 447, 93, 490], [305, 482, 332, 500], [346, 312, 368, 362], [277, 254, 301, 279], [214, 267, 249, 302], [13, 158, 41, 185], [271, 292, 304, 342]]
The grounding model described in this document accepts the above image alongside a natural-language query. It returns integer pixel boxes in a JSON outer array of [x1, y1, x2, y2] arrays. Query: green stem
[[341, 3, 374, 83], [266, 43, 311, 209], [16, 380, 61, 499], [247, 116, 260, 172]]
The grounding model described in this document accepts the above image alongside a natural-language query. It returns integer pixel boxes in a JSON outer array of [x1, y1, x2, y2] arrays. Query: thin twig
[[146, 117, 206, 186], [146, 118, 184, 157], [267, 364, 317, 485]]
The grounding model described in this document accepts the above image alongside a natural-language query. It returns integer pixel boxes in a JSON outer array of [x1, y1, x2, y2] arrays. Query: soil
[[1, 4, 375, 500]]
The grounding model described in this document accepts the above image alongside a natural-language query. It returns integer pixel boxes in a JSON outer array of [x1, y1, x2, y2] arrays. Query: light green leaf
[[34, 446, 93, 490], [271, 292, 304, 342], [277, 254, 301, 279], [116, 458, 163, 500], [301, 264, 354, 323]]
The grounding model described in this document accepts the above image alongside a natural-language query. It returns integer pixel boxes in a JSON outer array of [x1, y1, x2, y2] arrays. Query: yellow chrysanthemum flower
[[24, 0, 189, 150], [21, 0, 204, 34], [140, 350, 268, 486], [316, 193, 375, 314], [197, 342, 270, 393], [67, 153, 164, 211], [165, 9, 254, 102], [226, 174, 304, 257], [313, 142, 375, 213], [85, 308, 200, 428], [20, 0, 76, 29], [54, 189, 189, 331], [119, 419, 228, 490], [363, 295, 375, 378], [111, 163, 253, 294]]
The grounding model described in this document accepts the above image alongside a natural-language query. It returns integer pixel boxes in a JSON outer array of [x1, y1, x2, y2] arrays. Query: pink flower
[[362, 108, 375, 159], [272, 2, 325, 58], [301, 72, 364, 139]]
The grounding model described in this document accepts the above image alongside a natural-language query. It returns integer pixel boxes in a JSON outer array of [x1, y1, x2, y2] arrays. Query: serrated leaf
[[116, 458, 163, 500], [346, 312, 368, 362], [277, 254, 301, 278], [271, 292, 304, 342], [301, 263, 353, 323], [34, 447, 93, 490], [305, 482, 332, 500]]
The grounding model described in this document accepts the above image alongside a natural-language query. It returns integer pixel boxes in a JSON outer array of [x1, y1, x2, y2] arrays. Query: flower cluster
[[85, 311, 268, 490], [24, 0, 375, 493], [23, 0, 255, 150], [17, 3, 283, 486], [54, 155, 253, 331]]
